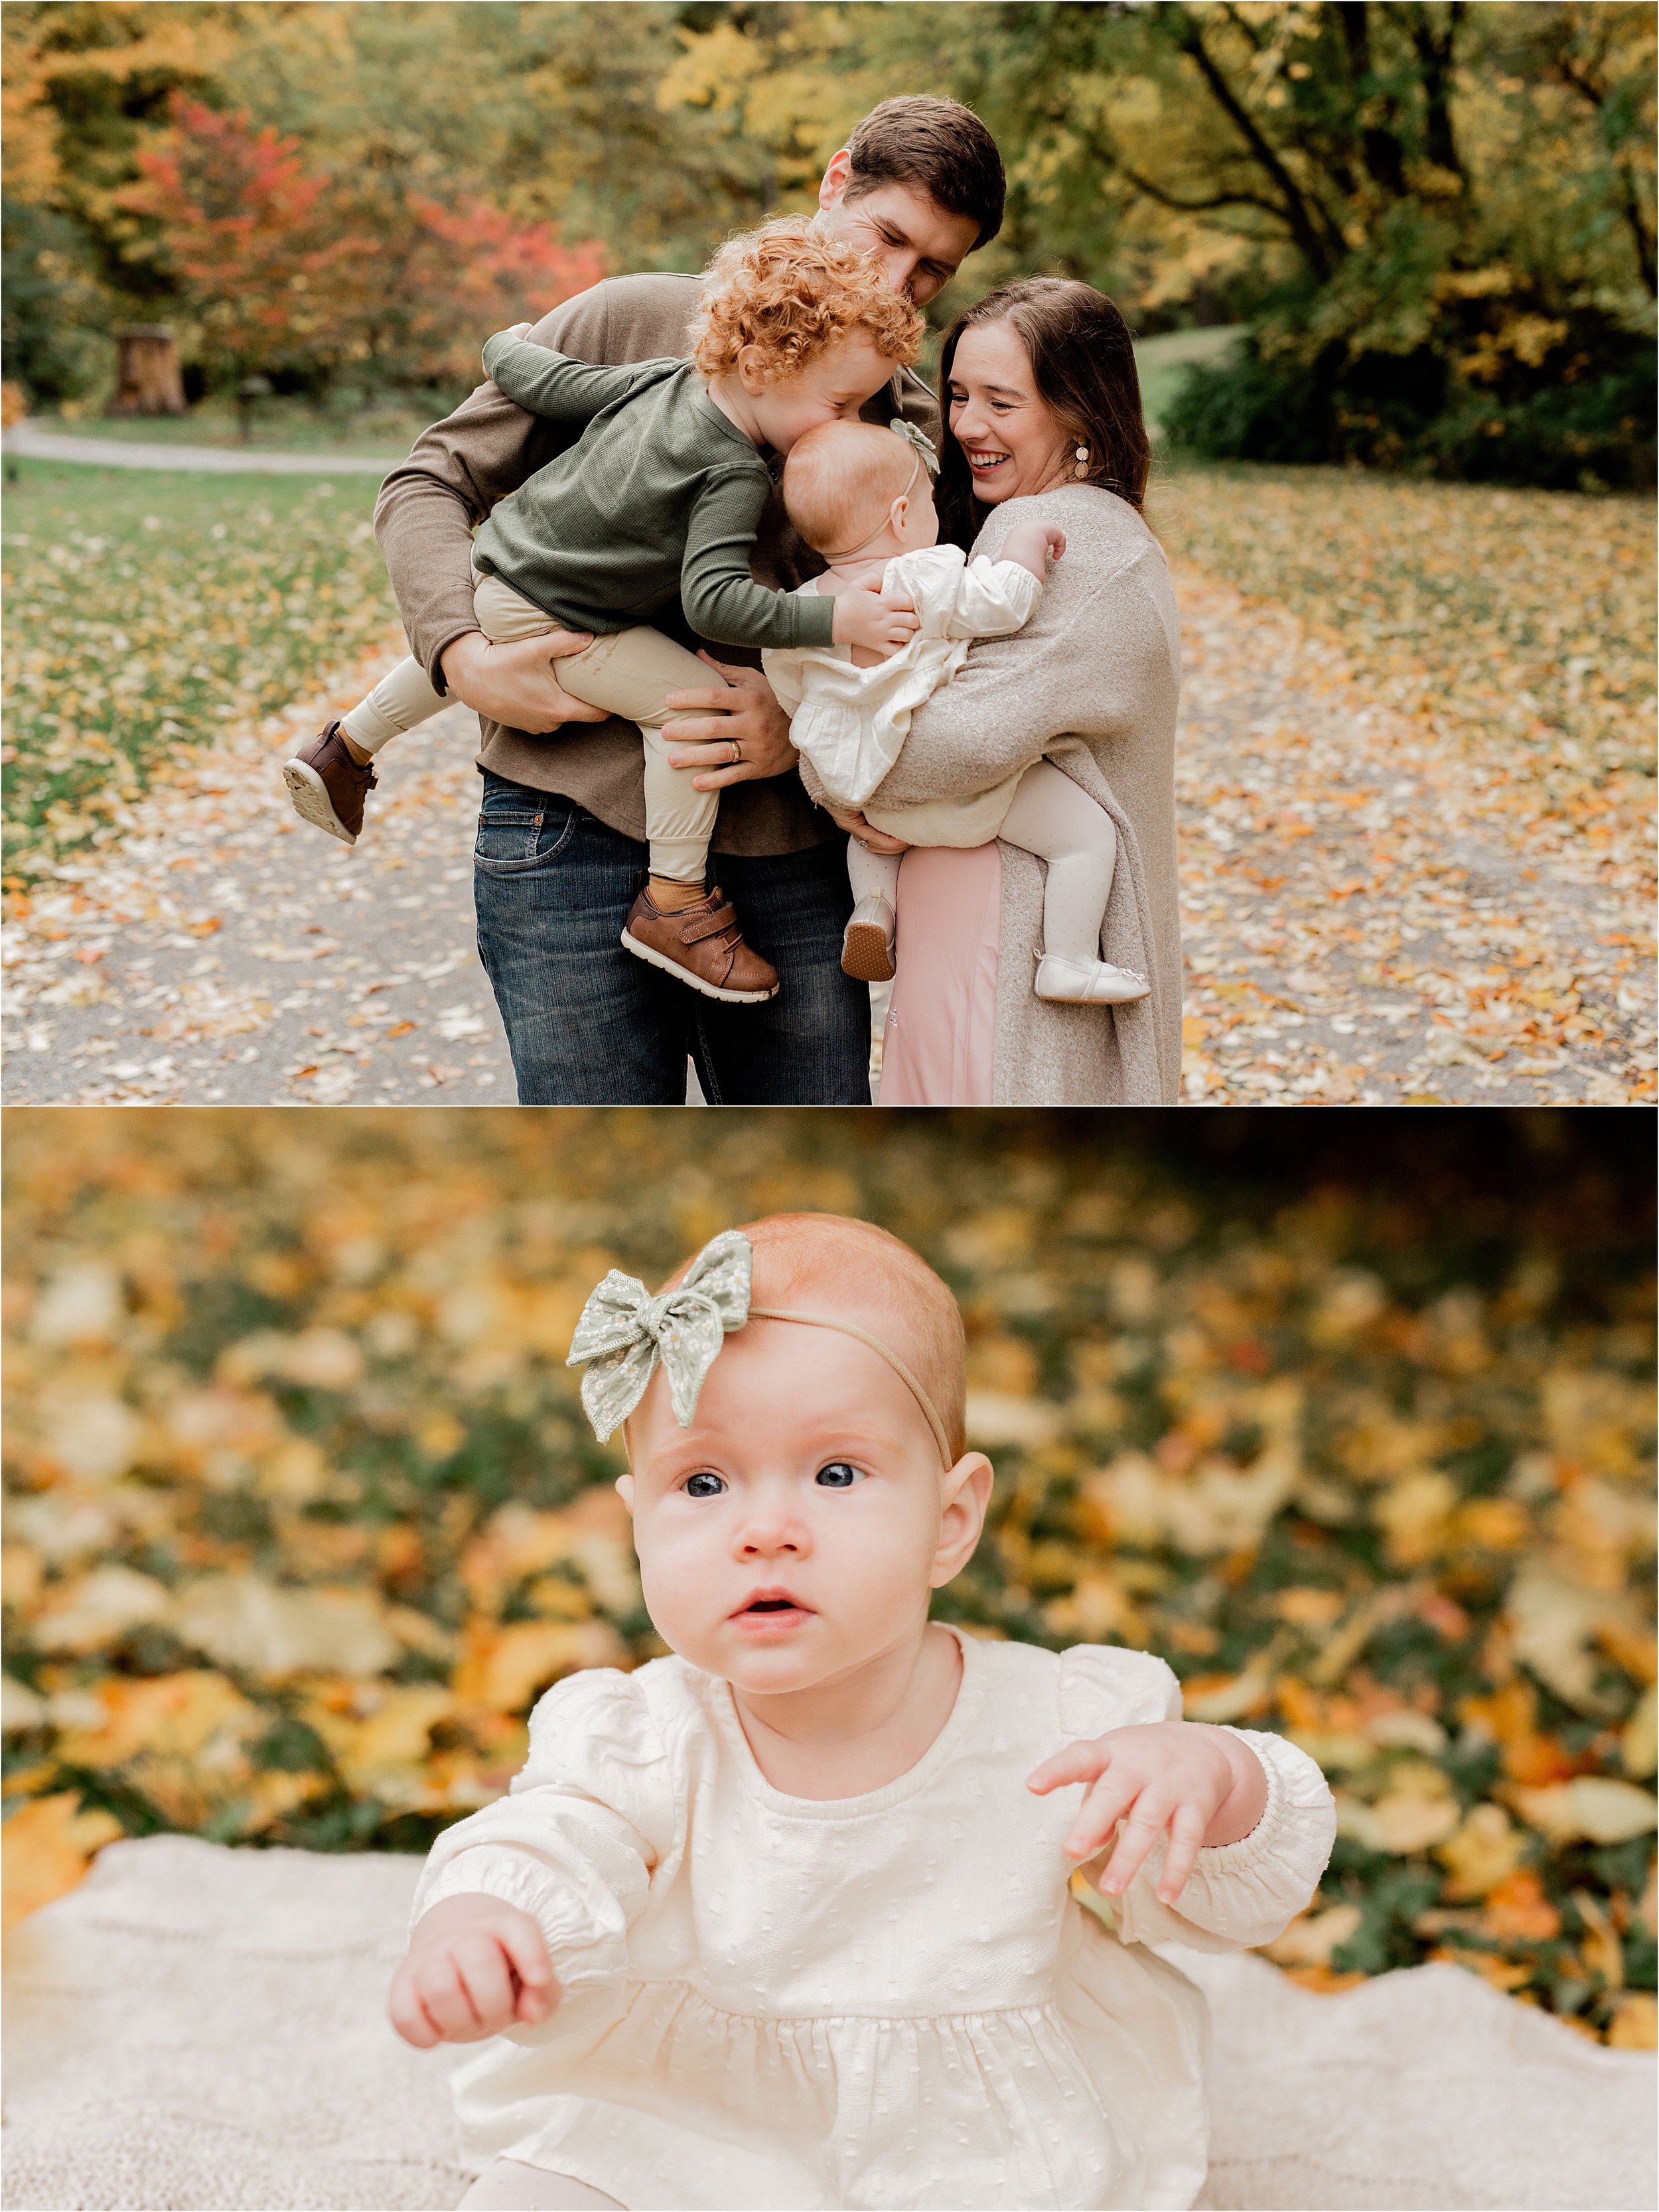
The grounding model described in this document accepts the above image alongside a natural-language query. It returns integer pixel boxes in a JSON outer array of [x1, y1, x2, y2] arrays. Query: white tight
[[848, 759, 1116, 964], [457, 2160, 622, 2209]]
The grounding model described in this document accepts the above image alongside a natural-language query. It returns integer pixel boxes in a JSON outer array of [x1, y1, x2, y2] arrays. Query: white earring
[[1073, 445, 1090, 480]]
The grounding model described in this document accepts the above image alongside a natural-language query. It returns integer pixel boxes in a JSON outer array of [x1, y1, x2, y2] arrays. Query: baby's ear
[[614, 1472, 636, 1515]]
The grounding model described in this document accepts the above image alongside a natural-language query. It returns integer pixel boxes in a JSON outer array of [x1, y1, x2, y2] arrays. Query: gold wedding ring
[[729, 739, 743, 765]]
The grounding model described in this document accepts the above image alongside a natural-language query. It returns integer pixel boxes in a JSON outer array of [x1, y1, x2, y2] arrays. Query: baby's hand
[[833, 581, 920, 656], [999, 519, 1066, 580], [388, 1892, 557, 2048], [1027, 1720, 1267, 1905]]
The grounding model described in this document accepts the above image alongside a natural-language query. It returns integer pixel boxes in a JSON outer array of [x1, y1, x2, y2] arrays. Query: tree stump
[[111, 327, 187, 417]]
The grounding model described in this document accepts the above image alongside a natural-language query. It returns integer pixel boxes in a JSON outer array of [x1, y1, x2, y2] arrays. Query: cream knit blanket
[[4, 1836, 1651, 2211]]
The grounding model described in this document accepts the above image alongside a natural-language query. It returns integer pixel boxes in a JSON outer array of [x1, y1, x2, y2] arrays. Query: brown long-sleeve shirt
[[374, 272, 941, 855]]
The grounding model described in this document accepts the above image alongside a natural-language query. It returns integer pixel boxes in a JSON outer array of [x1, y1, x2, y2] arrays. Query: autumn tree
[[117, 98, 609, 394], [1080, 0, 1658, 480]]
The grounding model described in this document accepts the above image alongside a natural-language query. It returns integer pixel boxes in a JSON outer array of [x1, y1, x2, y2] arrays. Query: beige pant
[[341, 571, 721, 883]]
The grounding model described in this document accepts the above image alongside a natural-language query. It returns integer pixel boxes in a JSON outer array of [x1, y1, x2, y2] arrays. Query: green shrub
[[1166, 321, 1656, 491]]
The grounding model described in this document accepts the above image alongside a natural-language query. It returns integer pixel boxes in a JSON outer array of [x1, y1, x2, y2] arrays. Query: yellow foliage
[[1437, 1805, 1527, 1901], [2, 1791, 123, 1932], [453, 1619, 630, 1715], [0, 1109, 1650, 2039]]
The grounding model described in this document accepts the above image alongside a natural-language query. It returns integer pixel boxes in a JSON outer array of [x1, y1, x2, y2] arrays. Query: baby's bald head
[[658, 1213, 966, 1461], [782, 421, 925, 561]]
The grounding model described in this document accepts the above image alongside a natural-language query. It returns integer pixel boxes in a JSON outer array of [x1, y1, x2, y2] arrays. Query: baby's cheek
[[634, 1540, 714, 1664]]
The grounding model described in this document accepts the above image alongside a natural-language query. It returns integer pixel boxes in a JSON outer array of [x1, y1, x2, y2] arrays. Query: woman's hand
[[1027, 1721, 1267, 1905], [661, 654, 797, 792], [832, 581, 920, 656], [440, 630, 607, 735], [388, 1892, 557, 2049], [828, 804, 910, 855]]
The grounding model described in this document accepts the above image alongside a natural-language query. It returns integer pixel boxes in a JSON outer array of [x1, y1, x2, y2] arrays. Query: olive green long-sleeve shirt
[[373, 273, 938, 854], [474, 336, 835, 654]]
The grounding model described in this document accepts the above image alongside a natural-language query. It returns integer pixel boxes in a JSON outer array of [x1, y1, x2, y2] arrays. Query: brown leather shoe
[[620, 885, 780, 1003], [282, 721, 376, 844]]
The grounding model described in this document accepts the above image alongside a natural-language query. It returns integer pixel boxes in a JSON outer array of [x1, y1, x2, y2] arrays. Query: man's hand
[[439, 630, 607, 736], [388, 1892, 557, 2049], [661, 653, 797, 792], [1028, 1721, 1267, 1905], [827, 804, 910, 855]]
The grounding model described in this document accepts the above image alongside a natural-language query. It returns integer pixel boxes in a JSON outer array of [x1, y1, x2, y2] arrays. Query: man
[[354, 98, 1003, 1103]]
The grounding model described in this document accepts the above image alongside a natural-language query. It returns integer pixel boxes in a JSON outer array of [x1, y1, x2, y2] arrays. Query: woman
[[831, 279, 1181, 1105]]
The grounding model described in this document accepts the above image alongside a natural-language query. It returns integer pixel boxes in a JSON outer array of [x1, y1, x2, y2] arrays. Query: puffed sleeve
[[1058, 1645, 1336, 1955], [946, 556, 1042, 642], [411, 1666, 676, 2023]]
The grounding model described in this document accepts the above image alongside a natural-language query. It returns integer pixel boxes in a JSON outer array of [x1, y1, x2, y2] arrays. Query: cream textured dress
[[762, 545, 1041, 837], [413, 1629, 1335, 2212]]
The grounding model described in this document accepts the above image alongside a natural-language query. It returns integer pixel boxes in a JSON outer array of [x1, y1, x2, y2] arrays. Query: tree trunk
[[111, 327, 187, 417]]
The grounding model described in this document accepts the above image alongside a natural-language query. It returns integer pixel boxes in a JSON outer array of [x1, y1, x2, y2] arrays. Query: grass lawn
[[1, 458, 397, 881], [32, 391, 457, 459], [5, 431, 1651, 901], [1135, 324, 1246, 431]]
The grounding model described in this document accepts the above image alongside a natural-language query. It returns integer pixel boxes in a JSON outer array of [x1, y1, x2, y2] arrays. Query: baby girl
[[764, 421, 1150, 1004], [390, 1215, 1336, 2211], [283, 222, 923, 1006]]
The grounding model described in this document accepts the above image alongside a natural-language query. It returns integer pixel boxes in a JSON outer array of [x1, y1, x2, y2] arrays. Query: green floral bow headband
[[566, 1229, 952, 1465], [889, 418, 940, 480]]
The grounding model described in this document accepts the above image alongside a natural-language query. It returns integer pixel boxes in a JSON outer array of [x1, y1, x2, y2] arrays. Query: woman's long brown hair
[[935, 277, 1150, 552]]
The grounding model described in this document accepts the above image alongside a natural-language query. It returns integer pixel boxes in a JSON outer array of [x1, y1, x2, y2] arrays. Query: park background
[[2, 1103, 1654, 2052], [1, 0, 1655, 1109]]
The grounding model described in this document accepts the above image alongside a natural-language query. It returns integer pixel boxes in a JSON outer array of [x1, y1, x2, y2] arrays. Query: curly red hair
[[690, 218, 924, 387]]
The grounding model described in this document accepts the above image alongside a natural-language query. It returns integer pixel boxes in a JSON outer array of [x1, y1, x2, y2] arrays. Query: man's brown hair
[[844, 98, 1005, 253]]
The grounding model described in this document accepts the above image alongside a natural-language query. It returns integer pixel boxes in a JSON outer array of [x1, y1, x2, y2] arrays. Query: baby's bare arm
[[388, 1891, 557, 2048], [997, 520, 1066, 581]]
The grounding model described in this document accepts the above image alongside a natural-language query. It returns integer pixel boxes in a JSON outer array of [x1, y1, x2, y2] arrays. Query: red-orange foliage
[[122, 98, 607, 389], [404, 196, 608, 380]]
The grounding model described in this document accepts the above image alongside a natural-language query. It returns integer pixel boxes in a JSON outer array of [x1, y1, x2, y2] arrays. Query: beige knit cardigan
[[859, 484, 1183, 1105]]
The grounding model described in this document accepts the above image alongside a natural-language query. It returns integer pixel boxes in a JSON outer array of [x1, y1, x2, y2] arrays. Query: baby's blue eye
[[684, 1472, 726, 1498], [816, 1462, 862, 1488]]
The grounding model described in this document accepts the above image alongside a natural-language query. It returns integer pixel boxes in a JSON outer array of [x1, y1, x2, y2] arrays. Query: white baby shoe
[[1035, 952, 1151, 1004], [841, 896, 897, 983]]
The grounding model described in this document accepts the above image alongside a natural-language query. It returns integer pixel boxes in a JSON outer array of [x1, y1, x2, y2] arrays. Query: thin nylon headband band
[[747, 1306, 955, 1468], [818, 448, 922, 563]]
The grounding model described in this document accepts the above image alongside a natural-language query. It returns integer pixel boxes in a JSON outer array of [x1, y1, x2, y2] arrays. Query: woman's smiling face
[[618, 1316, 989, 1700], [946, 319, 1074, 505]]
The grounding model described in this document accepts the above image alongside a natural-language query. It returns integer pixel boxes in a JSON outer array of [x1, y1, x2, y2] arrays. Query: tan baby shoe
[[621, 885, 780, 1003]]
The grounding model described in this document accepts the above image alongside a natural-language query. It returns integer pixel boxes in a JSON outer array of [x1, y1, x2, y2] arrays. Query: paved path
[[3, 654, 513, 1104], [1174, 565, 1653, 1105], [1, 644, 887, 1107], [5, 590, 1648, 1107], [5, 422, 397, 475]]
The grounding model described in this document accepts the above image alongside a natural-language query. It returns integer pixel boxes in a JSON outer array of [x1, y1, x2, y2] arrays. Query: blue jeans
[[472, 772, 871, 1104]]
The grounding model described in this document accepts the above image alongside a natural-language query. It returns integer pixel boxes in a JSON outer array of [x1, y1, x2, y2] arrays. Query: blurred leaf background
[[2, 1106, 1654, 2046]]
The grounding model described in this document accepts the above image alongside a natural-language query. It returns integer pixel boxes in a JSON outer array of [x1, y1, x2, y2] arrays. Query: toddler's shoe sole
[[841, 920, 897, 983], [283, 758, 358, 845], [620, 930, 780, 1004]]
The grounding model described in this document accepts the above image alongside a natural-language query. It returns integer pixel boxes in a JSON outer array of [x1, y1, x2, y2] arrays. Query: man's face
[[816, 157, 981, 307]]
